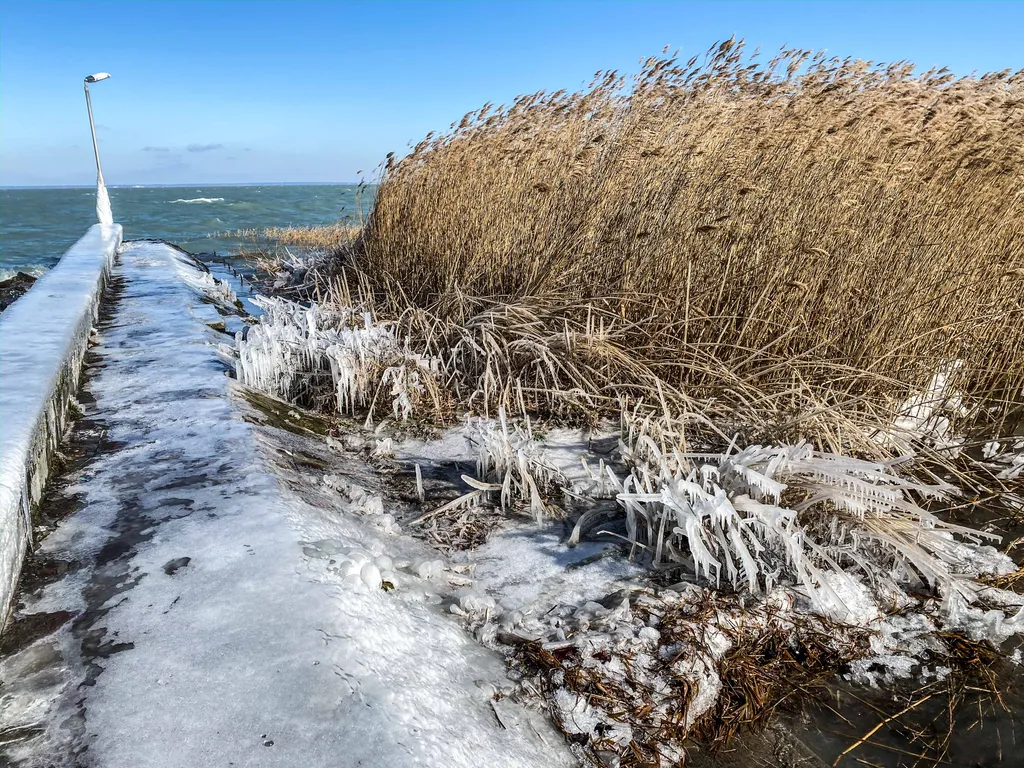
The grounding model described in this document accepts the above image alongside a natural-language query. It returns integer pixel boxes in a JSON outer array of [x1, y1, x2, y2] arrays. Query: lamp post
[[84, 72, 113, 225]]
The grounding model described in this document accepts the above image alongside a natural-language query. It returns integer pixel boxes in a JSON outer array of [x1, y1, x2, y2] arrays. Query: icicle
[[613, 408, 1003, 612]]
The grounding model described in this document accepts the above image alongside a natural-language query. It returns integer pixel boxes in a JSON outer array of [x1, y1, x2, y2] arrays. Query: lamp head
[[85, 73, 111, 83]]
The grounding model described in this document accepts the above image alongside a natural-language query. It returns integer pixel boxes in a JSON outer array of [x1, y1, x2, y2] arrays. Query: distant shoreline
[[0, 182, 364, 190]]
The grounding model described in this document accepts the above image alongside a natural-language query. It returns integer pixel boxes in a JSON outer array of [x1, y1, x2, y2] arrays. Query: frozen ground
[[0, 242, 574, 768]]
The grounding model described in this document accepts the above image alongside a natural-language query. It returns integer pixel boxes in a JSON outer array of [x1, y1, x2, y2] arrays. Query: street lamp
[[83, 72, 113, 225]]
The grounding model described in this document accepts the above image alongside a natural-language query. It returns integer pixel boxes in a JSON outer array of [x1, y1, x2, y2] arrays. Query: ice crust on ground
[[0, 223, 122, 628], [0, 241, 570, 768], [464, 527, 642, 614], [110, 263, 1023, 764], [234, 288, 1024, 757]]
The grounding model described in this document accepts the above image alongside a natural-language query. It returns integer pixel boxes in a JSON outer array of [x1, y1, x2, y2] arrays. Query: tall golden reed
[[344, 40, 1024, 439]]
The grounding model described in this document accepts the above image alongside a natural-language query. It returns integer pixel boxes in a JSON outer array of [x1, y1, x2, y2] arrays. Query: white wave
[[169, 197, 225, 204], [1, 265, 48, 281]]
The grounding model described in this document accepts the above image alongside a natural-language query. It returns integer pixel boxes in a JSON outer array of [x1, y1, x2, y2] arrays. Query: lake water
[[0, 184, 371, 279]]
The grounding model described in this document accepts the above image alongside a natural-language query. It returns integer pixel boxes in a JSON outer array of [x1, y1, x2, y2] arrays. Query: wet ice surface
[[0, 241, 572, 768]]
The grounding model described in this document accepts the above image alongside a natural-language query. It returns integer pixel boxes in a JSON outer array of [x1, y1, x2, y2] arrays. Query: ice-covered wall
[[0, 224, 122, 630]]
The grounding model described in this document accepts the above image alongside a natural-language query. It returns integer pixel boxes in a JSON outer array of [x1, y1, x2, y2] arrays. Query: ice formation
[[95, 181, 113, 226], [873, 361, 973, 455], [452, 403, 1018, 625], [0, 223, 122, 627], [235, 295, 437, 420], [448, 405, 1022, 745], [612, 417, 1012, 619], [182, 268, 240, 309], [469, 409, 566, 522], [239, 328, 1023, 765], [1, 241, 570, 767], [983, 438, 1024, 480], [444, 461, 1022, 765]]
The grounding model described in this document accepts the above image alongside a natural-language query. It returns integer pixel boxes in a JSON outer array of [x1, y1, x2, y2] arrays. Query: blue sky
[[1, 0, 1021, 187]]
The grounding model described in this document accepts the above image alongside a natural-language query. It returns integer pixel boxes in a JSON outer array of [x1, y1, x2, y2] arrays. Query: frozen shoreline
[[2, 233, 1021, 767], [226, 284, 1024, 765]]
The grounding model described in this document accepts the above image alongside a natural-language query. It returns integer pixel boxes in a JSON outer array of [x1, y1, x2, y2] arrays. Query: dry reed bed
[[212, 226, 362, 301], [217, 224, 361, 250], [336, 40, 1024, 445]]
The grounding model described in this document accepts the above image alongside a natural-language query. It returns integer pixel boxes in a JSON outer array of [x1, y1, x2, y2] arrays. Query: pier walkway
[[0, 241, 567, 768]]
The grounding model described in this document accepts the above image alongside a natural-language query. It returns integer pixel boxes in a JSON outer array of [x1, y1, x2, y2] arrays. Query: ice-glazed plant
[[469, 408, 566, 522], [612, 412, 1008, 618], [235, 295, 440, 420]]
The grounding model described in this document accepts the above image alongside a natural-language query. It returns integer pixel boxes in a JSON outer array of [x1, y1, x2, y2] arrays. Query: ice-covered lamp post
[[84, 72, 113, 225]]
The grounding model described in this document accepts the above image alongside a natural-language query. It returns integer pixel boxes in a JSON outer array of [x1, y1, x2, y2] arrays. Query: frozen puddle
[[0, 242, 572, 767]]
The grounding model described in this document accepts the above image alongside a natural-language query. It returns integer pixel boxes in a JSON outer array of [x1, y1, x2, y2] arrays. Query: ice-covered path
[[0, 242, 572, 767]]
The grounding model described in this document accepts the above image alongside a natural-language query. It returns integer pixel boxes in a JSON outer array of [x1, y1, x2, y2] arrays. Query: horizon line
[[0, 181, 366, 190]]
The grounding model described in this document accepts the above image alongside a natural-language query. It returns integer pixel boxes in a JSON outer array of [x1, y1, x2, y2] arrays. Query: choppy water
[[0, 184, 371, 278]]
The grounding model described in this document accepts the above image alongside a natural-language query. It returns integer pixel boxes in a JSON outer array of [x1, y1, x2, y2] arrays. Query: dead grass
[[330, 40, 1023, 441], [981, 564, 1024, 593], [219, 224, 361, 250], [410, 502, 507, 552]]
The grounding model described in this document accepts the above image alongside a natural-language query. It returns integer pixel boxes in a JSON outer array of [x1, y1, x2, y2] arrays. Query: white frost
[[236, 295, 437, 421]]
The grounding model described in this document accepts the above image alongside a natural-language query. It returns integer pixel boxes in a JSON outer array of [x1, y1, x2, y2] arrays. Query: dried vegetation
[[332, 40, 1023, 446], [221, 224, 361, 251]]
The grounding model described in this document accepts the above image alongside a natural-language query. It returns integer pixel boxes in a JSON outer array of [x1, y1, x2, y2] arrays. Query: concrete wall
[[0, 224, 123, 629]]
